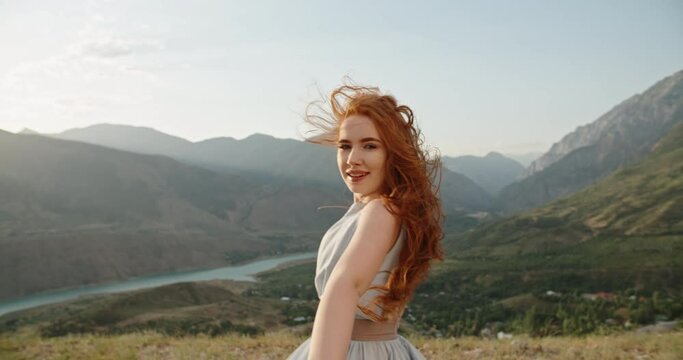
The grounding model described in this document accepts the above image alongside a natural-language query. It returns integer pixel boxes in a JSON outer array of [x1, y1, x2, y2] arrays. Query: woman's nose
[[347, 147, 362, 165]]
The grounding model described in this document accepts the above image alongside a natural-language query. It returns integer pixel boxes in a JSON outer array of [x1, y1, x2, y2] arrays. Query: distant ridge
[[525, 70, 683, 177], [503, 151, 543, 167], [443, 152, 525, 196], [17, 128, 40, 135], [496, 69, 683, 213], [56, 123, 194, 157], [451, 120, 683, 255], [48, 123, 493, 212]]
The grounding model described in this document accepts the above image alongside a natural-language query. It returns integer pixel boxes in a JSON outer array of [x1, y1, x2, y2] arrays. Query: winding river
[[0, 251, 316, 316]]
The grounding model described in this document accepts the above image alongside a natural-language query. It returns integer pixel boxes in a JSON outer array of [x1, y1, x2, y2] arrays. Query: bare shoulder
[[362, 199, 399, 219], [359, 199, 401, 236]]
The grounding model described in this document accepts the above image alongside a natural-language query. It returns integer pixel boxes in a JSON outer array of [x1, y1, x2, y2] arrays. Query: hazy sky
[[1, 0, 681, 156]]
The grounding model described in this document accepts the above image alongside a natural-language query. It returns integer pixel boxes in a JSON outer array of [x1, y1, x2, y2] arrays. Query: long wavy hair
[[301, 80, 445, 322]]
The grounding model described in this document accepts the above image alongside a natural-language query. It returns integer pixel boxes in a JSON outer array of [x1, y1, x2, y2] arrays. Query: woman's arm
[[307, 199, 400, 360]]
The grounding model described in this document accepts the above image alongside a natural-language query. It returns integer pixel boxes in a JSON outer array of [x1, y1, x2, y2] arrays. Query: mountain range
[[0, 130, 352, 299], [432, 120, 683, 320], [41, 123, 495, 212], [39, 70, 683, 217], [447, 120, 683, 259], [2, 69, 681, 301], [496, 70, 683, 213], [0, 127, 492, 300]]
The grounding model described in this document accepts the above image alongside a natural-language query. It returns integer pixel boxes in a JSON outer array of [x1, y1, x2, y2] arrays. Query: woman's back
[[315, 201, 406, 320], [287, 201, 426, 359]]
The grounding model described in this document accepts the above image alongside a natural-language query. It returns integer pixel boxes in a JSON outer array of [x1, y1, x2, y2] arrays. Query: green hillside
[[404, 122, 683, 337], [0, 280, 280, 338], [448, 121, 683, 257]]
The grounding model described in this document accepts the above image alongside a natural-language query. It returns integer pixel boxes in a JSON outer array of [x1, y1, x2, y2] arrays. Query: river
[[0, 251, 316, 316]]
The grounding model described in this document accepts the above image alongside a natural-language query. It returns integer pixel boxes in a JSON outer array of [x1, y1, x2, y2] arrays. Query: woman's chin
[[346, 184, 363, 193]]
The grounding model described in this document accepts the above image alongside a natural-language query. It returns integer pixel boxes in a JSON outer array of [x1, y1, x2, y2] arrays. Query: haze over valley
[[1, 69, 681, 345]]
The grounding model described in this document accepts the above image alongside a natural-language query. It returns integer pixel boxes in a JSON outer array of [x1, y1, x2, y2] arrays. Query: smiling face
[[337, 114, 388, 204]]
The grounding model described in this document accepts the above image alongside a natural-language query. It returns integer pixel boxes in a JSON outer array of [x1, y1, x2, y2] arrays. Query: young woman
[[287, 82, 444, 360]]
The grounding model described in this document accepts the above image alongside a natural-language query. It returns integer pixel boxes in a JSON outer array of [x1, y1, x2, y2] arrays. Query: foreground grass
[[1, 327, 682, 360]]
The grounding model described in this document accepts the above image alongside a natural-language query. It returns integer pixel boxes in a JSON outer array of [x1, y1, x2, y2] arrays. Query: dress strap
[[350, 318, 399, 341]]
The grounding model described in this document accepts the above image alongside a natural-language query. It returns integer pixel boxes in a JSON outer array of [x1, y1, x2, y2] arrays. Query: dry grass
[[1, 327, 681, 360]]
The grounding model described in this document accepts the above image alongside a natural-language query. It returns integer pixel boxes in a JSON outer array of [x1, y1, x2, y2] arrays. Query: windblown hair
[[301, 80, 445, 322]]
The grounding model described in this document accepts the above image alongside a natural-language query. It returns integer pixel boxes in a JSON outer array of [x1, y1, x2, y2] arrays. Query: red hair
[[301, 80, 445, 322]]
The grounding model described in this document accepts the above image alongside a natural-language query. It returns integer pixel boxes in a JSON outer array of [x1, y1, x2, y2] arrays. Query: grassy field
[[1, 326, 681, 360]]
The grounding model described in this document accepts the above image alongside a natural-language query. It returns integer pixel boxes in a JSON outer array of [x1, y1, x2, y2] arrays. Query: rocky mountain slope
[[496, 70, 683, 213]]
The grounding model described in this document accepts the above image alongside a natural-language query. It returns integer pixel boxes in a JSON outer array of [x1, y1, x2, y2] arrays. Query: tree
[[524, 305, 538, 335]]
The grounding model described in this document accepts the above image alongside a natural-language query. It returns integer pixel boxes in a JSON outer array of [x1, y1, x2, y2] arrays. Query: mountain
[[448, 120, 683, 262], [503, 151, 543, 167], [186, 133, 341, 187], [438, 167, 493, 213], [410, 122, 683, 337], [17, 128, 40, 135], [496, 70, 683, 213], [49, 124, 341, 188], [54, 123, 194, 157], [47, 123, 491, 212], [442, 152, 525, 196], [0, 131, 346, 300], [525, 70, 683, 177]]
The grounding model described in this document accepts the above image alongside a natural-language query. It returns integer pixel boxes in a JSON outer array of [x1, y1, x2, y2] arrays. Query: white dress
[[286, 201, 426, 359]]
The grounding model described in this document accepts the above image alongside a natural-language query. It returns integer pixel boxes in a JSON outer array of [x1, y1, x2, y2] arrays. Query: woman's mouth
[[347, 171, 369, 183]]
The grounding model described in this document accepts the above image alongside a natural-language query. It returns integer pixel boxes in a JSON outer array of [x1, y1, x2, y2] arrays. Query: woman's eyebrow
[[337, 137, 381, 143]]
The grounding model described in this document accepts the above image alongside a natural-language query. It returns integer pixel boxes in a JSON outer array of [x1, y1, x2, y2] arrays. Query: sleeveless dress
[[286, 201, 426, 360]]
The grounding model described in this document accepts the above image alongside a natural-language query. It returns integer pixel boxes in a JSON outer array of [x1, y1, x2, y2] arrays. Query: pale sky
[[1, 0, 681, 156]]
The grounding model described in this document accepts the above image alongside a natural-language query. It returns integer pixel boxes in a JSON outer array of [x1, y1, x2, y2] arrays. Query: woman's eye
[[337, 144, 377, 150]]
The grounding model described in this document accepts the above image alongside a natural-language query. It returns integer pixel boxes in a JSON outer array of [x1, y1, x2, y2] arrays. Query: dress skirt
[[286, 335, 427, 359], [286, 319, 426, 359]]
